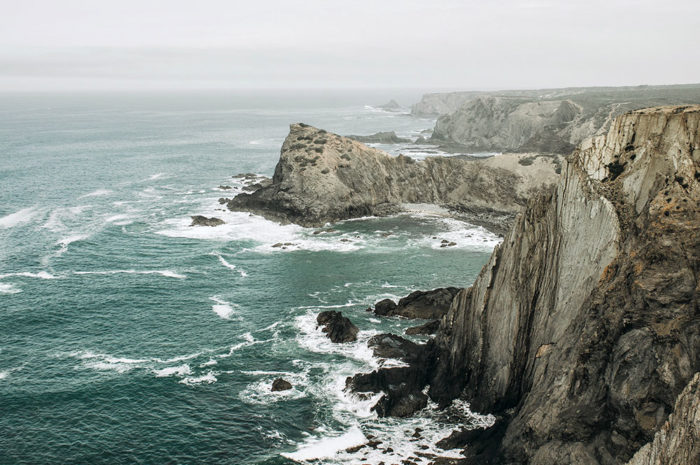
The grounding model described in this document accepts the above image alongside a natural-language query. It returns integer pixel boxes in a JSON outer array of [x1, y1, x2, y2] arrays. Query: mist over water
[[0, 90, 496, 464]]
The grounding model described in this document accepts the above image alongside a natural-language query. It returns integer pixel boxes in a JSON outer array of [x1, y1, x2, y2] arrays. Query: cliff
[[226, 124, 561, 232], [427, 105, 700, 463], [422, 84, 700, 154]]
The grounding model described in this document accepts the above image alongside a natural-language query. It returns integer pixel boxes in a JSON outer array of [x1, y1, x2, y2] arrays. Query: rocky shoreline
[[332, 106, 700, 464]]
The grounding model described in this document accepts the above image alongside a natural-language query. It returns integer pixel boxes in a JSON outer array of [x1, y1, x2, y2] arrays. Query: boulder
[[405, 320, 441, 335], [190, 215, 225, 227], [316, 311, 359, 343], [271, 378, 292, 391], [371, 288, 460, 319]]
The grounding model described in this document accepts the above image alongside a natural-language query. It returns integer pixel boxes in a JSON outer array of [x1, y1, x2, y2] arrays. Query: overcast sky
[[1, 0, 699, 92]]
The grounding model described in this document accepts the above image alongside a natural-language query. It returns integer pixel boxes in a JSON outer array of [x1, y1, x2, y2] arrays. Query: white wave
[[104, 214, 131, 223], [0, 207, 39, 229], [55, 234, 90, 256], [149, 173, 166, 180], [43, 205, 91, 231], [0, 271, 56, 280], [154, 364, 192, 378], [0, 371, 8, 380], [283, 426, 366, 461], [73, 269, 186, 279], [0, 283, 21, 294], [210, 296, 239, 320], [180, 372, 217, 385], [200, 359, 218, 367], [211, 253, 247, 277], [79, 189, 112, 198]]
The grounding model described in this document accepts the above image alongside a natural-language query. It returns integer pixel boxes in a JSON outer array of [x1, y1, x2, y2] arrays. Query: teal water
[[0, 91, 497, 464]]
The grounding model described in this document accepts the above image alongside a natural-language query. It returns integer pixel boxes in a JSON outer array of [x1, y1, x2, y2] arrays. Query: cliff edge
[[427, 105, 699, 464], [226, 124, 560, 232]]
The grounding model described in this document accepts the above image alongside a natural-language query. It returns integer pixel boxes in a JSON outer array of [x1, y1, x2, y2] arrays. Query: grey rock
[[368, 333, 422, 362], [190, 215, 225, 227], [271, 378, 292, 391], [316, 311, 358, 343], [346, 131, 411, 144], [378, 99, 403, 111], [372, 288, 460, 320], [405, 320, 440, 335], [225, 124, 561, 232], [426, 106, 700, 464]]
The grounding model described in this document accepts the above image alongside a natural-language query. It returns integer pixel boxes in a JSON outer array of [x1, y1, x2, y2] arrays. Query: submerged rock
[[316, 311, 359, 343], [271, 378, 292, 391], [190, 215, 225, 227]]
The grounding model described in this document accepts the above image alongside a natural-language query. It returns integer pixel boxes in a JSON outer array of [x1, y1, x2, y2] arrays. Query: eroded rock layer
[[226, 124, 560, 231], [429, 106, 700, 464]]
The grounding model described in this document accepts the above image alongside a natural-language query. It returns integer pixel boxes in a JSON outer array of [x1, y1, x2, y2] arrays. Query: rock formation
[[316, 310, 358, 343], [370, 287, 460, 319], [271, 378, 293, 391], [378, 99, 403, 112], [424, 84, 700, 154], [349, 106, 700, 464], [190, 215, 225, 227], [346, 131, 410, 144], [226, 124, 561, 233]]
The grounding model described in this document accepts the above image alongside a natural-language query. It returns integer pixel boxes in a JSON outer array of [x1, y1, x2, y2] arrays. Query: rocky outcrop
[[427, 84, 700, 154], [371, 287, 460, 319], [405, 319, 440, 335], [226, 124, 561, 231], [190, 215, 225, 227], [625, 372, 699, 465], [271, 378, 293, 391], [368, 333, 422, 363], [316, 311, 358, 343], [425, 106, 700, 464], [346, 131, 410, 144], [378, 99, 403, 112]]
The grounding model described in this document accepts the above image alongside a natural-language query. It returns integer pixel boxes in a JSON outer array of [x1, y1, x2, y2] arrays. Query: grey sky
[[1, 0, 699, 91]]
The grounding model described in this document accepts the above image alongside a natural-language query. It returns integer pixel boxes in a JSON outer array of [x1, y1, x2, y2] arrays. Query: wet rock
[[316, 311, 359, 343], [347, 131, 411, 144], [405, 320, 440, 335], [371, 288, 460, 319], [271, 378, 292, 391], [190, 215, 225, 227], [368, 333, 422, 363], [218, 185, 232, 190]]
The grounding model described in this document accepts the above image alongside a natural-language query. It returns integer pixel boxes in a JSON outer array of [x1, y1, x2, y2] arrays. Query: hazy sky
[[1, 0, 699, 91]]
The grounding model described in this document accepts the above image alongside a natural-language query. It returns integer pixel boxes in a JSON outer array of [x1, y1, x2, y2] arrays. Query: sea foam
[[0, 207, 39, 229]]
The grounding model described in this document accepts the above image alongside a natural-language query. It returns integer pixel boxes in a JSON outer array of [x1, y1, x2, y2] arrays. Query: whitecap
[[0, 271, 56, 280], [0, 371, 8, 380], [210, 296, 239, 320], [0, 207, 39, 229], [180, 372, 217, 385], [73, 270, 186, 279], [79, 189, 112, 198], [148, 173, 166, 180], [0, 283, 21, 294], [211, 253, 247, 277], [154, 364, 192, 378], [282, 426, 366, 461]]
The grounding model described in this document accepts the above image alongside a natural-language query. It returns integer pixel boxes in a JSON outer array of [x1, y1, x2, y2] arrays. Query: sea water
[[0, 90, 496, 464]]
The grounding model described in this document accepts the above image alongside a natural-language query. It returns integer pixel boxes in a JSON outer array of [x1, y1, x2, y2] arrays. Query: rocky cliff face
[[425, 84, 700, 154], [227, 123, 560, 232], [428, 105, 700, 464], [625, 372, 699, 465]]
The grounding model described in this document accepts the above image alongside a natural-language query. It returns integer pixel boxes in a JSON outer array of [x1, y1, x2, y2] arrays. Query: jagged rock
[[346, 131, 411, 144], [347, 366, 428, 418], [218, 185, 232, 190], [625, 372, 700, 465], [368, 333, 422, 363], [190, 215, 225, 227], [316, 311, 358, 343], [271, 378, 292, 391], [425, 106, 700, 464], [372, 288, 460, 319], [226, 124, 561, 231], [405, 320, 440, 335]]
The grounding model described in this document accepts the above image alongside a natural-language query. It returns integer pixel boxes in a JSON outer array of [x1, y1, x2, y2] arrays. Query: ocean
[[0, 90, 497, 464]]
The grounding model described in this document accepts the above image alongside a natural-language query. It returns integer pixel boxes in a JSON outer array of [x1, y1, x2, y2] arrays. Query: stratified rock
[[271, 378, 292, 391], [316, 311, 359, 343], [426, 106, 700, 464], [226, 124, 561, 231], [347, 366, 428, 418], [371, 288, 460, 319], [368, 333, 422, 363], [190, 215, 225, 227], [625, 372, 699, 465], [405, 320, 440, 335], [346, 131, 411, 144]]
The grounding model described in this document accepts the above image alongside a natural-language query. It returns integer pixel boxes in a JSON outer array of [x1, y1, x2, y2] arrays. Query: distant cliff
[[226, 124, 561, 233], [416, 84, 700, 154], [426, 106, 700, 463]]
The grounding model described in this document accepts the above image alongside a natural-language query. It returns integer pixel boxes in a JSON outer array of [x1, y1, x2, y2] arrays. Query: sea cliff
[[226, 123, 561, 233]]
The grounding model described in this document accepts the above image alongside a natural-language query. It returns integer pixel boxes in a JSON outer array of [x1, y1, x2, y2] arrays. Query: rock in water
[[371, 288, 460, 319], [316, 311, 359, 343], [346, 131, 410, 144], [426, 106, 700, 463], [271, 378, 292, 392], [368, 333, 422, 363], [225, 123, 560, 231], [190, 215, 225, 227], [378, 99, 402, 112], [405, 320, 440, 335]]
